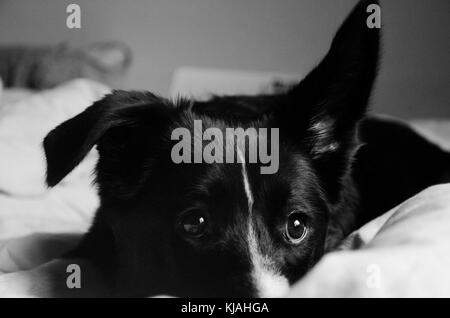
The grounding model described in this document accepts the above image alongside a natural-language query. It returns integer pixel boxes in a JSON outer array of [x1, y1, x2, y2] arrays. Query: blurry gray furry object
[[0, 42, 132, 89]]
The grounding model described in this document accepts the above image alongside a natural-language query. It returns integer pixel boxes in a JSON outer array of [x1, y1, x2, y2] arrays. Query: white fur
[[247, 221, 290, 297], [238, 149, 290, 297]]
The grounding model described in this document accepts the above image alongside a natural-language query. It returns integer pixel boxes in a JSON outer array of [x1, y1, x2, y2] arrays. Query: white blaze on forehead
[[237, 148, 253, 209], [238, 148, 290, 298]]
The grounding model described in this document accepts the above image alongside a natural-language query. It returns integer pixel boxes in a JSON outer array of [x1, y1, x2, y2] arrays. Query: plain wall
[[0, 0, 448, 118]]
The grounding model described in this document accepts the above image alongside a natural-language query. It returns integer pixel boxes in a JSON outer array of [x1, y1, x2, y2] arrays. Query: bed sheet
[[0, 80, 449, 296]]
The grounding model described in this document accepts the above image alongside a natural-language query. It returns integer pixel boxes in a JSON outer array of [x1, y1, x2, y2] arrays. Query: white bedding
[[0, 79, 449, 296], [0, 79, 108, 242], [289, 183, 450, 297]]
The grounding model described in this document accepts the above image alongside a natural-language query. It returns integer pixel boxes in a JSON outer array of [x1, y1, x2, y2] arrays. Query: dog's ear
[[277, 0, 380, 198], [43, 90, 172, 187]]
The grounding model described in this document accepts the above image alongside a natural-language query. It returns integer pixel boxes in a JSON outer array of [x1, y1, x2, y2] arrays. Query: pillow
[[0, 79, 110, 196]]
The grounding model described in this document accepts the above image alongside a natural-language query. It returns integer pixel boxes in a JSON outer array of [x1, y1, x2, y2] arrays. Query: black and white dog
[[4, 0, 449, 297]]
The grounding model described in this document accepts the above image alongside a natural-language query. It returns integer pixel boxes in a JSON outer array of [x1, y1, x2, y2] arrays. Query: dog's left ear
[[278, 0, 380, 199]]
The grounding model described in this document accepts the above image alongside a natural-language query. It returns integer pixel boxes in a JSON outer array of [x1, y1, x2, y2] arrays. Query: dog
[[2, 0, 449, 297]]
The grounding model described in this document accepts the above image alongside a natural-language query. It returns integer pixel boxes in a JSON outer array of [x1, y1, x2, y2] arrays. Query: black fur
[[42, 0, 450, 297]]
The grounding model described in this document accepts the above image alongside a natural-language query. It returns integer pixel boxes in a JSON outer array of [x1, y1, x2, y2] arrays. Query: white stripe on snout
[[238, 149, 290, 298], [247, 223, 290, 297]]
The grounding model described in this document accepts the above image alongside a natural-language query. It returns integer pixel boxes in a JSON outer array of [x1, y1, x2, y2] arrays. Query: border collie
[[6, 0, 450, 297]]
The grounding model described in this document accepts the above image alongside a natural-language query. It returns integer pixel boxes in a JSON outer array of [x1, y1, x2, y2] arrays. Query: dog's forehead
[[171, 153, 308, 209], [175, 162, 250, 213]]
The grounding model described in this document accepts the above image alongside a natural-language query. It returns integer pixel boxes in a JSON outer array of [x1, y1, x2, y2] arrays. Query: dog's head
[[44, 1, 379, 297]]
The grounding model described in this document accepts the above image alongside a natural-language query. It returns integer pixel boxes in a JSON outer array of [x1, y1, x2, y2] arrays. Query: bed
[[0, 75, 449, 297]]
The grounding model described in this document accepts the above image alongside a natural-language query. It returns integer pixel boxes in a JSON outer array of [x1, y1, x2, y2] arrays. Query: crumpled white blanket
[[0, 79, 108, 241], [0, 79, 449, 297]]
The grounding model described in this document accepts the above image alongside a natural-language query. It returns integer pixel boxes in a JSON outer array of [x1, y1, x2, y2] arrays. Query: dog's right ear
[[43, 90, 172, 187]]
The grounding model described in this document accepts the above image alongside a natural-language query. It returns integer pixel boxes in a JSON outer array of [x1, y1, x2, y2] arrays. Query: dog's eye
[[284, 212, 308, 244], [179, 210, 207, 238]]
